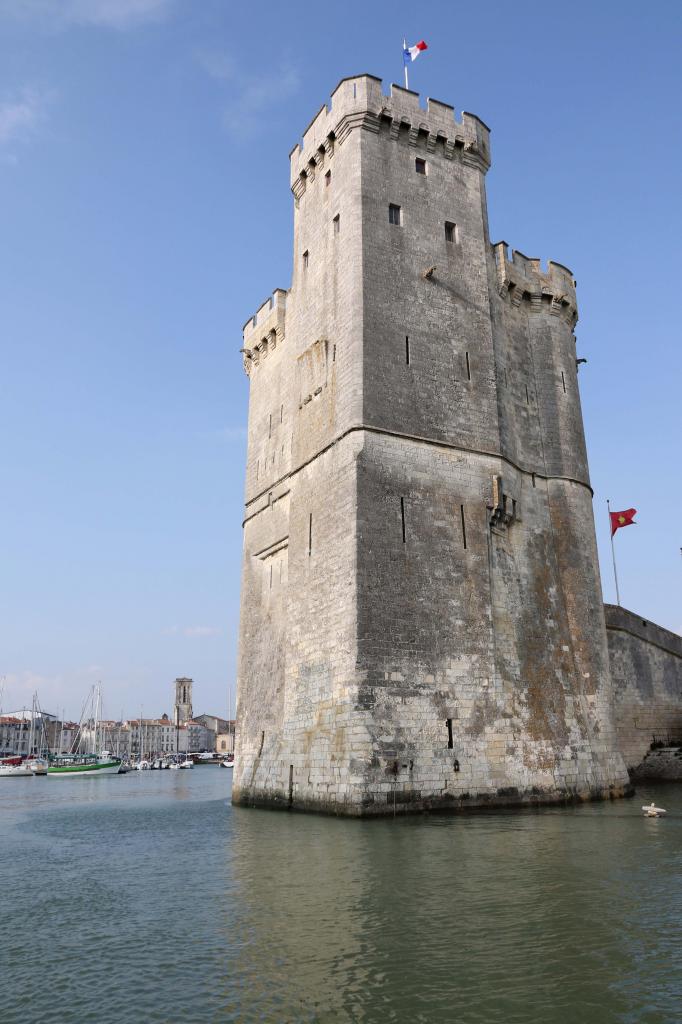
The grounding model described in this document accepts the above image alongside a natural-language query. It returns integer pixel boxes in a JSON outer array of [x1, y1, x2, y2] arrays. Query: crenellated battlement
[[241, 288, 287, 375], [493, 242, 578, 326], [290, 74, 491, 200]]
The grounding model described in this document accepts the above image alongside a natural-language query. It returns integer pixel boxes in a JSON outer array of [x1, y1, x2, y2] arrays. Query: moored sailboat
[[47, 686, 121, 777]]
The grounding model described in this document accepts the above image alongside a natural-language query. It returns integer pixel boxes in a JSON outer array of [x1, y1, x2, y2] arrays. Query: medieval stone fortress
[[233, 75, 682, 816]]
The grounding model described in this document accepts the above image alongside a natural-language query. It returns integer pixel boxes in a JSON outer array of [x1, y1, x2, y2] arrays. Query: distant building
[[194, 713, 230, 734], [185, 720, 215, 752], [173, 677, 193, 725], [0, 716, 28, 756], [216, 725, 236, 755]]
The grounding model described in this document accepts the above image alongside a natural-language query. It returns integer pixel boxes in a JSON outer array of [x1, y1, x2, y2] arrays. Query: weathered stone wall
[[605, 605, 682, 770], [233, 75, 631, 815]]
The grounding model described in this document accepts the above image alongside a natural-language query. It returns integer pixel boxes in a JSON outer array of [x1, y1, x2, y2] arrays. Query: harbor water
[[1, 769, 681, 1023]]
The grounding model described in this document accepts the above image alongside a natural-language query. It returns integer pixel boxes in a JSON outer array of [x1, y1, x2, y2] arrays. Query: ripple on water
[[1, 775, 681, 1024]]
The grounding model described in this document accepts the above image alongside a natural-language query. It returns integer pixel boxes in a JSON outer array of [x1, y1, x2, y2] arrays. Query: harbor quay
[[0, 676, 235, 766]]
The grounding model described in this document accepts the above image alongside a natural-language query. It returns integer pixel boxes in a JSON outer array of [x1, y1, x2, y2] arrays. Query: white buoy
[[642, 802, 666, 817]]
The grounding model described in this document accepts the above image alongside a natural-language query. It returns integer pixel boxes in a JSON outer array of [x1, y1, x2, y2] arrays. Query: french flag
[[403, 39, 428, 64]]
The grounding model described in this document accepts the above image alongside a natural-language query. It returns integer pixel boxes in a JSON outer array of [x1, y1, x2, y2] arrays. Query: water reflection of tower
[[173, 677, 193, 753]]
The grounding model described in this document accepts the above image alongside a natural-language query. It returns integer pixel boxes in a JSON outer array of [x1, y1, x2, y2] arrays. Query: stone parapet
[[290, 74, 490, 200], [493, 242, 578, 326], [605, 604, 682, 658], [242, 288, 287, 374]]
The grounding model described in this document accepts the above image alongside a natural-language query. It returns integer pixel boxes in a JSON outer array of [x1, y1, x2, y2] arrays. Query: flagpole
[[403, 39, 409, 89], [607, 498, 621, 606]]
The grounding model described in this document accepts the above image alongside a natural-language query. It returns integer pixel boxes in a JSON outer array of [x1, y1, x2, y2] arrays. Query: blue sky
[[1, 0, 680, 720]]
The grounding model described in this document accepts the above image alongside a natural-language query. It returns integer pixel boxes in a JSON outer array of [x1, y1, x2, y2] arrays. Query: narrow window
[[446, 719, 454, 749], [389, 203, 402, 226], [332, 344, 336, 362], [308, 513, 313, 556], [415, 157, 426, 175], [405, 335, 410, 365], [525, 384, 530, 404], [561, 371, 566, 393], [353, 83, 357, 98], [258, 730, 264, 755], [325, 169, 331, 187], [445, 221, 457, 243], [400, 497, 406, 544], [288, 764, 294, 804], [333, 213, 340, 234], [532, 472, 536, 488], [302, 249, 309, 270], [460, 504, 467, 549], [465, 351, 471, 381]]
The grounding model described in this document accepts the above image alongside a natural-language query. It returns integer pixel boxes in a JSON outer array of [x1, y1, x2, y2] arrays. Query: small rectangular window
[[415, 158, 426, 175], [405, 336, 410, 365], [389, 203, 401, 226], [445, 221, 457, 244], [302, 250, 309, 269], [325, 169, 331, 187], [446, 719, 454, 749], [465, 352, 471, 381], [561, 371, 566, 393], [400, 497, 406, 544], [460, 505, 467, 549], [333, 213, 340, 234]]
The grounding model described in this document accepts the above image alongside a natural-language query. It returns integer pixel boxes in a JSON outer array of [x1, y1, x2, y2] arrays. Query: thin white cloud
[[216, 426, 247, 442], [0, 0, 174, 30], [197, 50, 301, 138], [0, 87, 51, 147]]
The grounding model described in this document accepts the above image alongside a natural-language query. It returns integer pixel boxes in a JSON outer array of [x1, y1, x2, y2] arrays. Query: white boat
[[178, 758, 194, 769], [137, 759, 151, 771], [0, 757, 34, 778], [642, 803, 666, 817], [220, 758, 235, 770], [28, 757, 48, 776]]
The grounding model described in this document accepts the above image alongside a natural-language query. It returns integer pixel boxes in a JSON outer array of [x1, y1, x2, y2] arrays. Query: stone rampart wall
[[605, 604, 682, 769]]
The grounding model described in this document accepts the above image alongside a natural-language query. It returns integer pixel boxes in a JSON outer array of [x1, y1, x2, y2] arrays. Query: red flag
[[610, 508, 637, 536]]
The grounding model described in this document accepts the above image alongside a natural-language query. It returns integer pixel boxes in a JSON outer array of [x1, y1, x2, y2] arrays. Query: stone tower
[[174, 676, 193, 725], [233, 75, 630, 816]]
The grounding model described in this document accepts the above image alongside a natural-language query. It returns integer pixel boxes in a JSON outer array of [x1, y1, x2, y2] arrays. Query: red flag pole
[[607, 498, 621, 606]]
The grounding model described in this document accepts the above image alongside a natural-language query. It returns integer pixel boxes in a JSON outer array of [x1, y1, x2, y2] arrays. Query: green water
[[1, 770, 680, 1023]]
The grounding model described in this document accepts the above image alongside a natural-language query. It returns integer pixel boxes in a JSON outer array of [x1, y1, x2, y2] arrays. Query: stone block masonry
[[232, 74, 634, 816], [606, 605, 682, 771]]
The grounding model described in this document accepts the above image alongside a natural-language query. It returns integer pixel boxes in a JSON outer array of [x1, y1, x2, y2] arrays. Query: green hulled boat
[[47, 753, 121, 776]]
